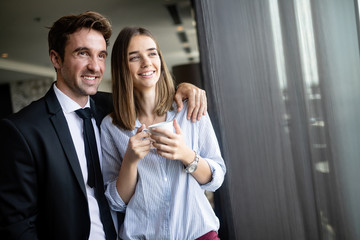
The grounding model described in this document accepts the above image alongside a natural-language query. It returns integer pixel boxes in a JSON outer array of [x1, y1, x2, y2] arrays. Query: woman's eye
[[129, 56, 139, 61], [150, 52, 158, 57]]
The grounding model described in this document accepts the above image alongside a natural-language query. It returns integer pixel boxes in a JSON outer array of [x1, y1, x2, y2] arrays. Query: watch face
[[187, 164, 197, 173]]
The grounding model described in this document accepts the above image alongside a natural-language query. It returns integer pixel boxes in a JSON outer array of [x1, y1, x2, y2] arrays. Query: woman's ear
[[49, 50, 62, 70]]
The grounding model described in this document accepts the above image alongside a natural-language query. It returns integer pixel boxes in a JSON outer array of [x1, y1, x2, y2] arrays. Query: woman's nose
[[141, 56, 151, 68]]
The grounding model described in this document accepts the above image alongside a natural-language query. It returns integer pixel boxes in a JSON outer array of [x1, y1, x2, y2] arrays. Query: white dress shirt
[[53, 84, 105, 240]]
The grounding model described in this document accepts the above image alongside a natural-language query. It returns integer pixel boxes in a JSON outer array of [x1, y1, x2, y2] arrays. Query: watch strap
[[185, 151, 199, 173]]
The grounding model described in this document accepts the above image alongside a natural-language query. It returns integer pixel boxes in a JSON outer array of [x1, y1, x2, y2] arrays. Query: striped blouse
[[100, 102, 226, 240]]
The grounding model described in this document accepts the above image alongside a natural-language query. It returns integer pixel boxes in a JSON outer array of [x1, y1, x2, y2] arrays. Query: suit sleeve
[[0, 119, 39, 240]]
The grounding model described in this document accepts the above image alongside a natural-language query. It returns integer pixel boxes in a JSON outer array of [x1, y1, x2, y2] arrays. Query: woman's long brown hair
[[111, 27, 175, 130]]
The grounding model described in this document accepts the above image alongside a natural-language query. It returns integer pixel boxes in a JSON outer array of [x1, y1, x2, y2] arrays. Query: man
[[0, 11, 207, 240]]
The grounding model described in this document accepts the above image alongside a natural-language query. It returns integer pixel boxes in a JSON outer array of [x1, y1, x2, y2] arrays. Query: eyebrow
[[73, 47, 108, 56], [128, 47, 157, 55], [73, 47, 89, 53]]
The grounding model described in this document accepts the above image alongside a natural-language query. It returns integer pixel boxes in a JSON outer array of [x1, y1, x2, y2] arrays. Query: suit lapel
[[45, 85, 87, 197]]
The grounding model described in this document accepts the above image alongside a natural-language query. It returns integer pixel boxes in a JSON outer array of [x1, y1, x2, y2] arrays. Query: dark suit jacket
[[0, 85, 114, 240]]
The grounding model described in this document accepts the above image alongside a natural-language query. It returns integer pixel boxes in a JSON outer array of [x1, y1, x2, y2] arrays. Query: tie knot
[[75, 107, 93, 120]]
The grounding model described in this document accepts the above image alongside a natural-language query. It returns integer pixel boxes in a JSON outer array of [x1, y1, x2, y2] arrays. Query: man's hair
[[48, 11, 112, 61], [111, 27, 175, 130]]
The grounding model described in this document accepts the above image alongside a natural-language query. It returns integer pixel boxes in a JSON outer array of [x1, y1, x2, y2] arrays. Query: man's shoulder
[[91, 91, 113, 109], [5, 95, 47, 121], [92, 91, 112, 101], [91, 91, 114, 120]]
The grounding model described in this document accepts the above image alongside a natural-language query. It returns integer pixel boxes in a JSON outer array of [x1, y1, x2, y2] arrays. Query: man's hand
[[174, 82, 207, 122]]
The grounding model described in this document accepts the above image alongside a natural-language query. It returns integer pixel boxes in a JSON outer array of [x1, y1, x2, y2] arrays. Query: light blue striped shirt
[[101, 102, 226, 240]]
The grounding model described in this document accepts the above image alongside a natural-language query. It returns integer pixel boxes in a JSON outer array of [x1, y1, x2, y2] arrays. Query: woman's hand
[[150, 119, 212, 184], [123, 124, 151, 164], [174, 83, 207, 122], [150, 119, 194, 165], [117, 124, 151, 204]]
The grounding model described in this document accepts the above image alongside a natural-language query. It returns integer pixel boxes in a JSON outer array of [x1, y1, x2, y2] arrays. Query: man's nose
[[88, 57, 101, 72]]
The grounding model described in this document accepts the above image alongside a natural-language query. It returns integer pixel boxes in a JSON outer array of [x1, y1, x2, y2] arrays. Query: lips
[[81, 73, 102, 81], [83, 76, 96, 80], [139, 71, 155, 77]]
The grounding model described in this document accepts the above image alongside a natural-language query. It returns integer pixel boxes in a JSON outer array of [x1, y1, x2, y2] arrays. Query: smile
[[139, 71, 155, 76], [83, 76, 96, 80]]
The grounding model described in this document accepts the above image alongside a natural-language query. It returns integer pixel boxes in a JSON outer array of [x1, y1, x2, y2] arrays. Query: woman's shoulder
[[100, 113, 114, 129], [169, 100, 188, 120], [101, 114, 136, 136], [172, 100, 189, 113]]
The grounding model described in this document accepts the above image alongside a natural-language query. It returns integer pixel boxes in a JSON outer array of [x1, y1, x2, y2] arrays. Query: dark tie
[[75, 108, 117, 240]]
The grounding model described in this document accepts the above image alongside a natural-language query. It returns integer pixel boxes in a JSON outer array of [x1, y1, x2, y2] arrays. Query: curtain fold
[[193, 0, 360, 239]]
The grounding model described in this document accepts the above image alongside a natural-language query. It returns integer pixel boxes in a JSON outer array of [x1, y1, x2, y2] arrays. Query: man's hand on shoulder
[[174, 82, 207, 122]]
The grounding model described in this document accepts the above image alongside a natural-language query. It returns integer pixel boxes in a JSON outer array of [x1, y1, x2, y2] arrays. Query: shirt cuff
[[199, 159, 225, 192], [105, 180, 127, 212]]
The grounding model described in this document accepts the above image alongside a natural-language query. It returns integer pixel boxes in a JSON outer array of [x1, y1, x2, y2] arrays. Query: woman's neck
[[135, 89, 166, 126]]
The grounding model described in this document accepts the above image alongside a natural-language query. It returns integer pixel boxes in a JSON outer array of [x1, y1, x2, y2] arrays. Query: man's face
[[54, 28, 107, 106]]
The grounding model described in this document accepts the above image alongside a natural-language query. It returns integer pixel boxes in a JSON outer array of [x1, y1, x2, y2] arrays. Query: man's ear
[[50, 50, 62, 70]]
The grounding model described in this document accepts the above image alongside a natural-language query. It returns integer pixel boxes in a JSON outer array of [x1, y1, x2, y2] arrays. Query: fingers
[[192, 89, 201, 123], [137, 124, 147, 133], [197, 90, 207, 120], [150, 133, 173, 146], [174, 83, 207, 120], [174, 93, 184, 112], [149, 127, 175, 139], [152, 140, 177, 159], [156, 148, 175, 160], [126, 129, 152, 161], [186, 89, 196, 120], [173, 119, 182, 134], [136, 131, 150, 141], [129, 133, 151, 150], [187, 88, 205, 122], [150, 129, 176, 151]]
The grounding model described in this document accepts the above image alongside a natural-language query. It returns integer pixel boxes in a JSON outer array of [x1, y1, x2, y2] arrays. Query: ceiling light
[[1, 53, 8, 58]]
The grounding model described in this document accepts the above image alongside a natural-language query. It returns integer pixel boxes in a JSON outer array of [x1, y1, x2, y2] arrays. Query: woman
[[101, 27, 226, 240]]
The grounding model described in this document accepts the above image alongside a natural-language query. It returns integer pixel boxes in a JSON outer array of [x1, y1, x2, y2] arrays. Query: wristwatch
[[185, 151, 199, 173]]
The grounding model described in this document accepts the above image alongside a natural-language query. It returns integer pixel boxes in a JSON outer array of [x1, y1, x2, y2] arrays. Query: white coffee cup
[[146, 121, 174, 136]]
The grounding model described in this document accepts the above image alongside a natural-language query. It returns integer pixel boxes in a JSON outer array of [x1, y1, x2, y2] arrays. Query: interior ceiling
[[0, 0, 199, 84]]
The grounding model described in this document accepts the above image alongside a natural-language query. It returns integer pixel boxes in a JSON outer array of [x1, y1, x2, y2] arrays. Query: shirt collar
[[53, 83, 90, 114], [134, 102, 178, 129]]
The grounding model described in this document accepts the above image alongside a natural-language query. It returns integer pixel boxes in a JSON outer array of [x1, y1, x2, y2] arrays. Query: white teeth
[[141, 72, 153, 76], [84, 76, 95, 80]]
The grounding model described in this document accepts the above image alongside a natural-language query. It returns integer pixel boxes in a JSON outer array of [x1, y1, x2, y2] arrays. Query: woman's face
[[127, 35, 161, 91]]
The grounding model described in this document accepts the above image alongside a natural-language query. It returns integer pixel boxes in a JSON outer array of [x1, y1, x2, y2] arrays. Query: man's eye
[[79, 51, 88, 56], [99, 53, 107, 59]]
